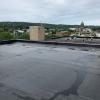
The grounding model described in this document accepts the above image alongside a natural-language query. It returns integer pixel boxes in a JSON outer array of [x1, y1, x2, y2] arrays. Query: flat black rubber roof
[[0, 42, 100, 100]]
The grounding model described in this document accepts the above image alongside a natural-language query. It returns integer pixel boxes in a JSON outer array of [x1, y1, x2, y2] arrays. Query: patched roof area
[[0, 42, 100, 100]]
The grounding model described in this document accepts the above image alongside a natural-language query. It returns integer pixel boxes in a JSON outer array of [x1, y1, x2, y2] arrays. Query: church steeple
[[80, 21, 84, 28]]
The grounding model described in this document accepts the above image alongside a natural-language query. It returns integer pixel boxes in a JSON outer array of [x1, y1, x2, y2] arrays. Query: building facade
[[29, 26, 45, 41]]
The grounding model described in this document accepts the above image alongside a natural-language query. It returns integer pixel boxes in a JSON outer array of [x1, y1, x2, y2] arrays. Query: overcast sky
[[0, 0, 100, 25]]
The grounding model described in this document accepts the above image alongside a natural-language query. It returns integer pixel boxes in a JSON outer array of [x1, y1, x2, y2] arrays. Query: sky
[[0, 0, 100, 25]]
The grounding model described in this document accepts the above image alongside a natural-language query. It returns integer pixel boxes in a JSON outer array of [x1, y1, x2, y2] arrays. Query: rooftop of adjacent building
[[0, 42, 100, 100]]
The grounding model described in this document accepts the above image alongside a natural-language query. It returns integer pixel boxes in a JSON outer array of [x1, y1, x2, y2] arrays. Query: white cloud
[[45, 0, 66, 5], [0, 0, 100, 25]]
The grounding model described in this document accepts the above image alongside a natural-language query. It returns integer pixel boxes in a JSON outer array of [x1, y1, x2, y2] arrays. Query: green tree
[[14, 32, 29, 40], [0, 32, 13, 40], [19, 33, 29, 40]]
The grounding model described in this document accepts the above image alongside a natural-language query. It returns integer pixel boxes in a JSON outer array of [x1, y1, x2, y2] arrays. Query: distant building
[[69, 28, 76, 31], [95, 32, 100, 37], [29, 26, 45, 41], [17, 30, 24, 33], [56, 31, 71, 37], [95, 30, 100, 37], [12, 30, 25, 37], [76, 21, 95, 37], [80, 21, 85, 28]]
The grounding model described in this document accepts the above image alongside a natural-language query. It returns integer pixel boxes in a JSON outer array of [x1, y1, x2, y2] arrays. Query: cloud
[[0, 0, 100, 25]]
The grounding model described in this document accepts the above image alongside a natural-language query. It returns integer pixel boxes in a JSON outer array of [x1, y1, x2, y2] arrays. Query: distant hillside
[[0, 22, 100, 30], [0, 22, 79, 29]]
